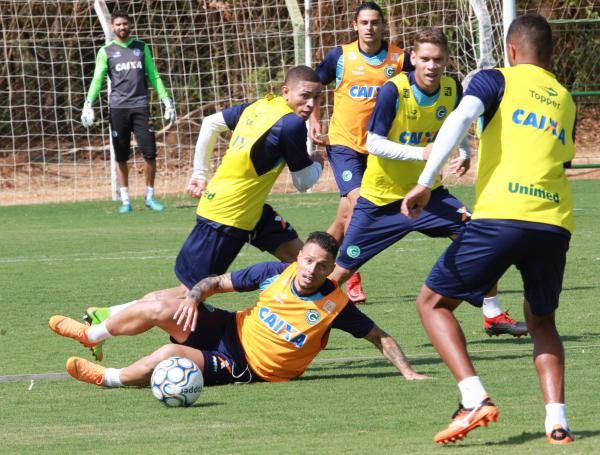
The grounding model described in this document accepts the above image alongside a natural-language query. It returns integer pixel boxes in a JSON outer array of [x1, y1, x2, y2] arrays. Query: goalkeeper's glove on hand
[[163, 97, 176, 124], [81, 100, 95, 128]]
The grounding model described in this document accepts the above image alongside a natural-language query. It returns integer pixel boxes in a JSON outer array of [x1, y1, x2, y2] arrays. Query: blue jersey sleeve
[[316, 47, 343, 86], [464, 69, 505, 131], [221, 102, 253, 130], [276, 114, 313, 172], [367, 81, 400, 137], [331, 303, 375, 338], [231, 262, 289, 292]]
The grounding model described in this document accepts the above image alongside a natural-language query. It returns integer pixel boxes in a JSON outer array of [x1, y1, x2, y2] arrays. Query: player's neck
[[358, 39, 383, 56]]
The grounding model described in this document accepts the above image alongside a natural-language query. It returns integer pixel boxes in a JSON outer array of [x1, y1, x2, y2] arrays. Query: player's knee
[[148, 344, 183, 365], [147, 300, 176, 324]]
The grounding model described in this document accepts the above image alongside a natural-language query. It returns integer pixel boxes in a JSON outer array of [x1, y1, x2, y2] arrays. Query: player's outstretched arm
[[364, 324, 430, 380], [173, 273, 234, 332], [187, 112, 229, 197]]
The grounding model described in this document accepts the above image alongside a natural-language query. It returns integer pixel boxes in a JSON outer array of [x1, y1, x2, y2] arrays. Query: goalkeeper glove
[[163, 97, 176, 124], [81, 100, 95, 128]]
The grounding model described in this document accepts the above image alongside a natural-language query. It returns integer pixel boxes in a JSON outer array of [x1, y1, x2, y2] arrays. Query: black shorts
[[109, 107, 157, 162], [172, 303, 261, 386]]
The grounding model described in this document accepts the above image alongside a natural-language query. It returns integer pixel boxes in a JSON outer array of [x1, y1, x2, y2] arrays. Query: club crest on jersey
[[384, 65, 396, 78], [305, 310, 320, 325], [435, 106, 447, 120], [133, 48, 141, 57], [347, 245, 361, 259]]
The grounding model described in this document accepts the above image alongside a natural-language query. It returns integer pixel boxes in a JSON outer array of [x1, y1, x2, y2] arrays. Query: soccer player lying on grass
[[49, 232, 428, 387]]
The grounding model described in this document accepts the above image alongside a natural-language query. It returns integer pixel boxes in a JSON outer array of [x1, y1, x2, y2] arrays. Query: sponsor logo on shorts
[[384, 65, 396, 78], [346, 245, 361, 259], [133, 48, 141, 57], [203, 303, 215, 312], [342, 170, 353, 182], [436, 106, 447, 120], [305, 310, 320, 325]]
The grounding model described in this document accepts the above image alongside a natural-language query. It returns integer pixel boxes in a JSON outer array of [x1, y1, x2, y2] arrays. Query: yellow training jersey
[[196, 95, 293, 231], [360, 73, 457, 206], [473, 65, 576, 233], [328, 40, 406, 154], [236, 263, 349, 382]]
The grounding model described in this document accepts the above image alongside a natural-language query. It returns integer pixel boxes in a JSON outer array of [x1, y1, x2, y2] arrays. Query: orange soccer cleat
[[547, 425, 574, 445], [346, 271, 366, 304], [434, 397, 499, 444], [49, 315, 104, 361], [66, 356, 105, 386]]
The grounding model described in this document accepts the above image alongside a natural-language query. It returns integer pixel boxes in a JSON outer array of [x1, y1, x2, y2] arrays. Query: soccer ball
[[151, 356, 204, 407]]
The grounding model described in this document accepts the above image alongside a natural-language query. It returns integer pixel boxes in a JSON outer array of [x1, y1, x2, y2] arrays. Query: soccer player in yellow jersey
[[78, 66, 325, 362], [49, 232, 428, 387], [328, 28, 526, 337], [309, 2, 413, 303], [402, 14, 576, 445]]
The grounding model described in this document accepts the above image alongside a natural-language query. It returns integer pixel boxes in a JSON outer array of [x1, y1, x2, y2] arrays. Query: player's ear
[[410, 49, 417, 66], [281, 84, 290, 101], [352, 19, 358, 32]]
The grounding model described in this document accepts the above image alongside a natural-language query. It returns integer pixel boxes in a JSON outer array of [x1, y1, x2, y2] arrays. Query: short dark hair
[[354, 2, 385, 22], [414, 27, 449, 53], [305, 231, 339, 259], [284, 65, 321, 85], [507, 13, 553, 63], [111, 10, 129, 23]]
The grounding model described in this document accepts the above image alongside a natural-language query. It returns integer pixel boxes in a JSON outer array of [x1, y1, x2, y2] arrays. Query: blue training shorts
[[426, 219, 570, 316], [173, 302, 260, 385], [337, 187, 469, 271], [327, 144, 368, 197], [175, 204, 298, 289]]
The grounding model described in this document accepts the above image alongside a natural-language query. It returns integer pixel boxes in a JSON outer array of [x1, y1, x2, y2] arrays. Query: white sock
[[482, 295, 503, 318], [103, 368, 124, 387], [109, 300, 137, 317], [145, 186, 154, 201], [119, 187, 130, 205], [545, 403, 568, 434], [458, 376, 487, 408], [87, 321, 112, 343]]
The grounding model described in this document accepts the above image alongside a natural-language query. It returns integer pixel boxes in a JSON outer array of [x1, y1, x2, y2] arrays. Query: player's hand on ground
[[81, 100, 95, 128], [402, 370, 431, 381], [173, 297, 199, 332], [422, 143, 434, 160], [308, 118, 326, 145], [163, 97, 176, 124], [401, 184, 431, 218], [186, 177, 207, 198], [449, 156, 470, 177]]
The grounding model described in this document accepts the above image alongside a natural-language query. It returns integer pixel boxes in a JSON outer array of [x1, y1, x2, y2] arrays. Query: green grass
[[1, 182, 599, 454]]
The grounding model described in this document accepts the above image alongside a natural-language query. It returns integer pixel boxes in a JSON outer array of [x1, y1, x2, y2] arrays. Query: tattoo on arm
[[365, 324, 413, 375], [187, 273, 231, 303]]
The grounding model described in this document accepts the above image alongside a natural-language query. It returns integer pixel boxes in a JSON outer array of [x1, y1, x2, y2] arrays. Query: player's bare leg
[[273, 238, 303, 262], [327, 196, 351, 244], [523, 299, 573, 443], [329, 264, 354, 287], [141, 284, 189, 301], [416, 284, 498, 443], [119, 344, 206, 386], [143, 158, 164, 211]]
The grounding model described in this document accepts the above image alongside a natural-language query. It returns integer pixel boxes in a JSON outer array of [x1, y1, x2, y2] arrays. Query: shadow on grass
[[481, 428, 600, 445], [417, 333, 590, 349]]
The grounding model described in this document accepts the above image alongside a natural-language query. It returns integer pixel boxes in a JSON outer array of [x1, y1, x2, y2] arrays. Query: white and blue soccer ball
[[151, 356, 204, 407]]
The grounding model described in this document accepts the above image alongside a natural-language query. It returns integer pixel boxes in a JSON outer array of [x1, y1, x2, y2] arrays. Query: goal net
[[0, 0, 593, 205]]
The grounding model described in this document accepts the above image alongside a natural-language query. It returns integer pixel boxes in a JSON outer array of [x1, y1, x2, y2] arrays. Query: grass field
[[1, 181, 599, 454]]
